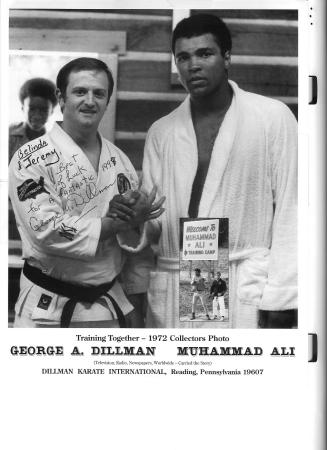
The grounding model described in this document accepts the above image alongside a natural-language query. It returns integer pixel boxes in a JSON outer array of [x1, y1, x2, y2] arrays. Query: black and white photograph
[[180, 264, 229, 322], [7, 7, 298, 330]]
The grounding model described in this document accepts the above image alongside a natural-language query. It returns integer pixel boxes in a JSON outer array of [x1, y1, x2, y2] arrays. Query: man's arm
[[99, 217, 132, 241], [221, 280, 227, 295], [110, 188, 165, 253], [210, 281, 215, 294], [140, 125, 166, 243], [114, 124, 165, 303], [107, 188, 165, 227], [260, 103, 297, 312], [9, 153, 130, 260], [107, 127, 165, 245]]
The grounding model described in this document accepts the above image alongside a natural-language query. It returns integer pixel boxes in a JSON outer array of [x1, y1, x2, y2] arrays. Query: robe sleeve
[[9, 153, 101, 260], [120, 246, 155, 295], [117, 129, 162, 294], [118, 124, 163, 253], [141, 124, 163, 244], [261, 103, 298, 310]]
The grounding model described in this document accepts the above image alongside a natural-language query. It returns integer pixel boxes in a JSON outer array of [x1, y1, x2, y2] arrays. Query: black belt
[[23, 262, 126, 328]]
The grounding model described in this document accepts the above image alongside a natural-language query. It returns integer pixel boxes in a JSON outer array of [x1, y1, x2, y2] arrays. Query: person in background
[[9, 77, 57, 162]]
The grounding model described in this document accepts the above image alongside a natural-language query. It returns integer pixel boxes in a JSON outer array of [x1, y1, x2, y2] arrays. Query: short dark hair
[[195, 268, 201, 272], [19, 78, 58, 107], [56, 57, 114, 104], [172, 13, 232, 56]]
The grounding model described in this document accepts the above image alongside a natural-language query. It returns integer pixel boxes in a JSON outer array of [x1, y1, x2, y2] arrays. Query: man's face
[[58, 70, 110, 130], [195, 270, 201, 276], [22, 96, 53, 131], [174, 33, 230, 99], [216, 272, 221, 279]]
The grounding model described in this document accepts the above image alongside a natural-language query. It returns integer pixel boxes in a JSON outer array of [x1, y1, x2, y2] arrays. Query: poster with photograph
[[0, 1, 325, 450], [179, 218, 229, 323]]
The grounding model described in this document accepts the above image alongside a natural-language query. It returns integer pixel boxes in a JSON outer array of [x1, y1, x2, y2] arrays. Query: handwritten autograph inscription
[[64, 181, 115, 212], [29, 212, 64, 232], [24, 147, 124, 234]]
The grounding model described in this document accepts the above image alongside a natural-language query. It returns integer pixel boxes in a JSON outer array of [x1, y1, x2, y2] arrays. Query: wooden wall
[[9, 8, 298, 242]]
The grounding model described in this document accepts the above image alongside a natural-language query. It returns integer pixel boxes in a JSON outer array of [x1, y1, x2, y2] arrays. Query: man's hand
[[99, 216, 133, 242], [131, 187, 165, 224], [108, 192, 139, 221], [108, 187, 165, 226]]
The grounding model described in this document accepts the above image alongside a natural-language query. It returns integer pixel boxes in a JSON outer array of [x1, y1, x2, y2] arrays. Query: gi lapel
[[49, 123, 110, 218], [50, 122, 98, 178]]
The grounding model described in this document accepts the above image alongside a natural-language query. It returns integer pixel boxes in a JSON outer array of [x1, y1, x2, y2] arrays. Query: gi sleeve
[[261, 103, 298, 310], [8, 152, 101, 260], [116, 224, 147, 252]]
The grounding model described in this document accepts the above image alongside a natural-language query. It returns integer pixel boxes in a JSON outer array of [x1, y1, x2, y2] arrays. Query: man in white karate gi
[[9, 57, 163, 328], [114, 14, 298, 329]]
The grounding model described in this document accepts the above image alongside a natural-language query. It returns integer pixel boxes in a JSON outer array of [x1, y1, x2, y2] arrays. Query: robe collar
[[174, 80, 239, 217]]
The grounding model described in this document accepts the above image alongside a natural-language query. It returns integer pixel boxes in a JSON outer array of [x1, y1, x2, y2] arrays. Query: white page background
[[0, 1, 324, 449]]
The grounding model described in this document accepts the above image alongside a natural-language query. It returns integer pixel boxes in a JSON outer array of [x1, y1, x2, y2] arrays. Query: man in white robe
[[140, 14, 297, 328], [9, 57, 163, 328]]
